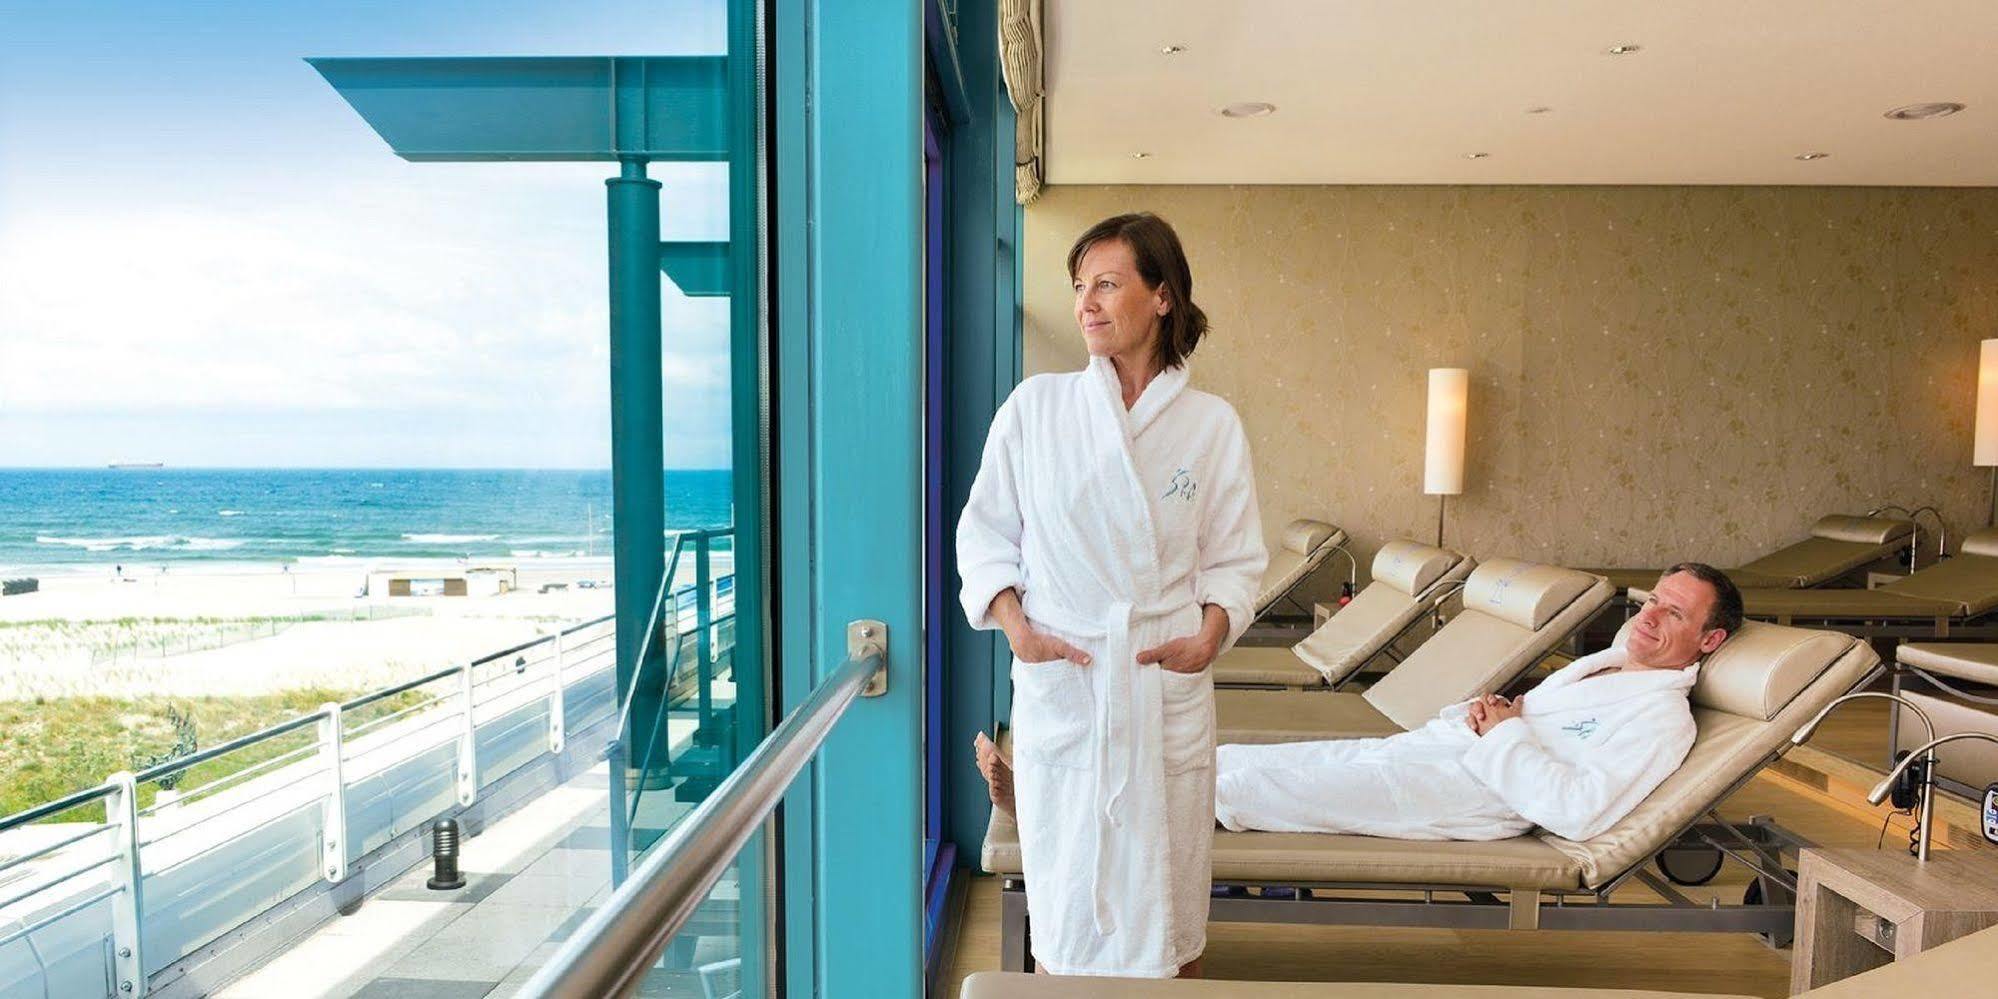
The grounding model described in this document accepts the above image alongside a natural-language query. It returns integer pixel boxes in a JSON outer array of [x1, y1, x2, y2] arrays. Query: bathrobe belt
[[1023, 594, 1186, 936]]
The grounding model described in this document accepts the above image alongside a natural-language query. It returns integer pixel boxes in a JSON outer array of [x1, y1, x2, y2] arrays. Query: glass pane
[[0, 1, 763, 996]]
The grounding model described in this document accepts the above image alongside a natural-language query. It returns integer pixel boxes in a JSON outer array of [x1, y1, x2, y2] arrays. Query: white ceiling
[[1042, 1, 1998, 185]]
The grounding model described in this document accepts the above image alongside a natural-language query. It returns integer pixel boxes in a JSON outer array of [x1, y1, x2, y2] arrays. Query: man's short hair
[[1663, 561, 1744, 636]]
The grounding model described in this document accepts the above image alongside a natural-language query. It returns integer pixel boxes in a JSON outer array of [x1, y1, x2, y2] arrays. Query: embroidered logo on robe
[[1161, 468, 1197, 503], [1562, 718, 1601, 740]]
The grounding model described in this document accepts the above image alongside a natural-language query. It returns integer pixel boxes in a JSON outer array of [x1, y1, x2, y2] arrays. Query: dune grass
[[0, 687, 429, 824]]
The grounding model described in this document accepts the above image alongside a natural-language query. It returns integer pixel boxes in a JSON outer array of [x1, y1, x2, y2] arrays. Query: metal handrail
[[0, 608, 629, 998], [1, 612, 617, 837], [0, 784, 116, 835], [523, 638, 885, 998]]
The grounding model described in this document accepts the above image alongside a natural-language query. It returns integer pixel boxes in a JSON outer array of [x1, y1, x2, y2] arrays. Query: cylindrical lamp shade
[[1424, 368, 1468, 495], [1978, 340, 1998, 467]]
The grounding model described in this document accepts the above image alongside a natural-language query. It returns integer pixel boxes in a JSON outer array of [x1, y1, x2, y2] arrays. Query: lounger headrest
[[1691, 621, 1854, 721], [1810, 514, 1914, 545], [1371, 540, 1463, 596], [1461, 559, 1600, 631], [1281, 519, 1342, 557], [1960, 528, 1998, 559]]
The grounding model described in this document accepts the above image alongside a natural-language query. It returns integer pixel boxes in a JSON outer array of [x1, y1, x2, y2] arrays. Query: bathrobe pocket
[[1011, 658, 1095, 769], [1159, 667, 1216, 775]]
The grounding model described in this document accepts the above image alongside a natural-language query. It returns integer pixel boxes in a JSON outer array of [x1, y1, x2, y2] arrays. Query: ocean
[[0, 469, 734, 574]]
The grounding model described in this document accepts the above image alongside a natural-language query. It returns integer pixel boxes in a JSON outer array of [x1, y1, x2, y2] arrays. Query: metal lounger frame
[[1262, 540, 1357, 623]]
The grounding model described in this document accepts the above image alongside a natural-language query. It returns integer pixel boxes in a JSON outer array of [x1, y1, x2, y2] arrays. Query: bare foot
[[974, 731, 1016, 818]]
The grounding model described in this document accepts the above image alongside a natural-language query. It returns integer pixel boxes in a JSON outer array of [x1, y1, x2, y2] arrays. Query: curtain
[[998, 0, 1043, 204]]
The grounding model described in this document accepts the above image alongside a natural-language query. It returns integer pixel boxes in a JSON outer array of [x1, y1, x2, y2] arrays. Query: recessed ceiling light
[[1795, 152, 1830, 161], [1525, 106, 1553, 115], [1605, 44, 1642, 55], [1464, 152, 1490, 160], [1131, 152, 1152, 160], [1884, 102, 1965, 120], [1160, 45, 1185, 55], [1219, 101, 1277, 118]]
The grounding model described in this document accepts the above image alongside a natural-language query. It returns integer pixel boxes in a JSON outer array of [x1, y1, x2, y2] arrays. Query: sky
[[0, 0, 735, 469]]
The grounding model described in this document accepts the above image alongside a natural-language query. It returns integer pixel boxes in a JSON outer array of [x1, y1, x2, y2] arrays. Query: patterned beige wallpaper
[[1024, 185, 1998, 601]]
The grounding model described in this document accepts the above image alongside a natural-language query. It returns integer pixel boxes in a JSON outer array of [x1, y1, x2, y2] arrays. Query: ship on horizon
[[107, 460, 165, 469]]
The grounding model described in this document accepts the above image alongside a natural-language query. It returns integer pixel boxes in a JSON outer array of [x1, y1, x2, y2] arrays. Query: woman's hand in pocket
[[1137, 633, 1220, 674], [1009, 629, 1092, 667]]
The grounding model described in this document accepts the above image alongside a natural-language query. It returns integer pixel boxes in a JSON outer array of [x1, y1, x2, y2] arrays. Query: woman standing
[[958, 212, 1267, 977]]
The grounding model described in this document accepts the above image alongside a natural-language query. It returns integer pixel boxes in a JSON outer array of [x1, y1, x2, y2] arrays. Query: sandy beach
[[0, 559, 630, 699]]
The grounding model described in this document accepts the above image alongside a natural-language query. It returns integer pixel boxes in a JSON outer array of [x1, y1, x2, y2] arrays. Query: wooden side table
[[1312, 601, 1339, 630], [1790, 846, 1998, 995]]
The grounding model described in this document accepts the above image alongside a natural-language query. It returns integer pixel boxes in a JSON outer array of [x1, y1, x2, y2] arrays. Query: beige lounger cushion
[[1808, 513, 1914, 546], [1291, 544, 1473, 683], [980, 808, 1581, 890], [1538, 623, 1876, 887], [1257, 519, 1349, 613], [1692, 625, 1855, 721], [1218, 689, 1402, 743], [1371, 540, 1464, 597], [1210, 646, 1332, 687], [1879, 551, 1998, 618], [1958, 526, 1998, 557], [1734, 536, 1895, 588], [1650, 585, 1955, 622], [1600, 567, 1790, 591], [1217, 542, 1471, 688], [1589, 513, 1913, 593], [1364, 567, 1611, 732], [1460, 559, 1598, 631], [962, 974, 1754, 999], [1287, 586, 1413, 682], [960, 924, 1998, 997], [1897, 642, 1998, 685]]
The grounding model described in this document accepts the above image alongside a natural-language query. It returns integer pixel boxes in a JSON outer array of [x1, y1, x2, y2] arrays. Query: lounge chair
[[1217, 560, 1612, 743], [1630, 528, 1998, 640], [1888, 642, 1998, 799], [983, 622, 1881, 970], [1248, 519, 1353, 629], [1213, 540, 1473, 690], [1587, 513, 1915, 594], [960, 921, 1996, 998]]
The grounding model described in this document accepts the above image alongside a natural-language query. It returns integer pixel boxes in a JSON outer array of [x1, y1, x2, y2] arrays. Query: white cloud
[[0, 160, 736, 467]]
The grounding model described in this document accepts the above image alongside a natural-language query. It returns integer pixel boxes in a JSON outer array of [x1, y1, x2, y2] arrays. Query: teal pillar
[[608, 158, 667, 858]]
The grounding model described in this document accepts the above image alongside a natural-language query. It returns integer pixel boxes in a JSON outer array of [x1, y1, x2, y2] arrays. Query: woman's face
[[1072, 238, 1167, 362]]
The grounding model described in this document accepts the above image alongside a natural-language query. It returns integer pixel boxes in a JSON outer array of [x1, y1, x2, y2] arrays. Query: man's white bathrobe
[[1214, 648, 1699, 843], [958, 357, 1267, 977]]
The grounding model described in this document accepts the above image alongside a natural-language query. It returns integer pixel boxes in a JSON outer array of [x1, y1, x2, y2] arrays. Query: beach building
[[365, 566, 518, 599], [6, 4, 1998, 999]]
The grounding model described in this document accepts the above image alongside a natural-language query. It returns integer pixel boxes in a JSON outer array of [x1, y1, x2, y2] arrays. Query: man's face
[[1627, 571, 1728, 668]]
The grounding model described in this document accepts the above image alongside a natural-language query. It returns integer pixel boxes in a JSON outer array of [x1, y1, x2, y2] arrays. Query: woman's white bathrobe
[[1214, 648, 1699, 842], [958, 357, 1267, 977]]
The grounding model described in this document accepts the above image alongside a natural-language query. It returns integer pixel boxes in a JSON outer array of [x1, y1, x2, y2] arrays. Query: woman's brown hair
[[1066, 212, 1210, 369]]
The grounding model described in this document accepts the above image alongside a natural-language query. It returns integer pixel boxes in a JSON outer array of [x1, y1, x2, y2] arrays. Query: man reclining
[[1211, 562, 1741, 842], [976, 562, 1741, 845]]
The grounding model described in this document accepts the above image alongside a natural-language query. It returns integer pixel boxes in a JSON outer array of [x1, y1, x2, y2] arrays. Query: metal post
[[608, 738, 631, 888], [608, 156, 667, 795], [1435, 495, 1447, 548], [318, 703, 349, 883], [457, 665, 479, 808], [548, 629, 568, 754], [105, 771, 146, 997], [696, 533, 715, 736]]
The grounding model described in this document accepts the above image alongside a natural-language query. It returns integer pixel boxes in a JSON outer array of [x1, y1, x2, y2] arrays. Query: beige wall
[[1024, 185, 1998, 600]]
